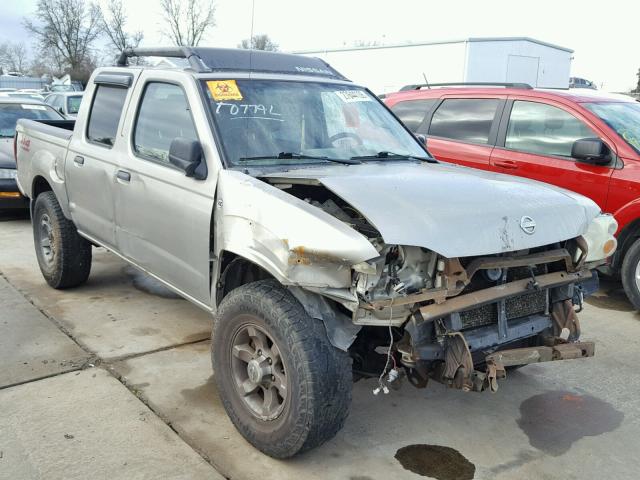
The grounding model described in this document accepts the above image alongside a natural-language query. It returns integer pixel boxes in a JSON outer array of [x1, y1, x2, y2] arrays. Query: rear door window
[[133, 82, 198, 165], [505, 101, 595, 157], [428, 98, 501, 144], [87, 85, 128, 147], [390, 99, 438, 132]]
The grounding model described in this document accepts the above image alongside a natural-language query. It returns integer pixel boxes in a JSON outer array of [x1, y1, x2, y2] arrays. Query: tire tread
[[212, 279, 352, 458], [33, 191, 91, 289]]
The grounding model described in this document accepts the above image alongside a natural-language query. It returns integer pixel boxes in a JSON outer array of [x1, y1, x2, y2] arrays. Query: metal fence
[[0, 76, 49, 90]]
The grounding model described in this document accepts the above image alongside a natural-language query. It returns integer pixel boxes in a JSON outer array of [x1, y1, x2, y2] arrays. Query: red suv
[[384, 83, 640, 307]]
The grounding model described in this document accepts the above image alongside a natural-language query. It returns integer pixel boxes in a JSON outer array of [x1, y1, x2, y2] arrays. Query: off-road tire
[[212, 279, 352, 458], [33, 191, 92, 288], [621, 238, 640, 309]]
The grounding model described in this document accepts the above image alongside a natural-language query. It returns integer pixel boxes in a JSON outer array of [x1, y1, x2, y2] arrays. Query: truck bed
[[15, 119, 76, 203], [17, 119, 76, 141]]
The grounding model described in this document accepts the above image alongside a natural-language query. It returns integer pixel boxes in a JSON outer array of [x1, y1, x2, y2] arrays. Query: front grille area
[[459, 265, 548, 330], [460, 303, 498, 329]]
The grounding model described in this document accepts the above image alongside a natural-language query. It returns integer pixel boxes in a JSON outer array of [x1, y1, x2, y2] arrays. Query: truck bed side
[[15, 118, 75, 217]]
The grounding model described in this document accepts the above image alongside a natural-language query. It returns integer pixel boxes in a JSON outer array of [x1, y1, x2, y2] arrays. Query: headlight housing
[[580, 214, 618, 263], [0, 168, 17, 179]]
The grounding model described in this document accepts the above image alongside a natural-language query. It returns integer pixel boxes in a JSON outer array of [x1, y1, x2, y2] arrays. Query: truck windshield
[[584, 102, 640, 154], [202, 79, 429, 166], [0, 103, 62, 137]]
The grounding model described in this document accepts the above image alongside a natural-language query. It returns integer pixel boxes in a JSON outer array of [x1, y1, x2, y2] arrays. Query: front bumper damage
[[386, 247, 600, 393], [478, 340, 595, 393]]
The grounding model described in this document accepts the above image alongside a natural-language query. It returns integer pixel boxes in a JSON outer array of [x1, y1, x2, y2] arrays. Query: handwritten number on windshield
[[215, 102, 282, 121]]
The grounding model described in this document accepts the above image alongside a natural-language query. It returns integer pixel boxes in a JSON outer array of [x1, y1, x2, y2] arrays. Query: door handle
[[494, 160, 518, 169], [73, 155, 84, 166], [116, 170, 131, 182]]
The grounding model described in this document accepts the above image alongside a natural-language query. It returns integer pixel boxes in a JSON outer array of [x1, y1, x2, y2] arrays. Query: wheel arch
[[215, 251, 277, 306], [30, 175, 53, 217], [30, 174, 73, 220], [611, 202, 640, 272], [611, 218, 640, 273]]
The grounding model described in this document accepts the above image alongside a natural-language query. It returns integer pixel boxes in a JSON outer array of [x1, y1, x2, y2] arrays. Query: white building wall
[[464, 39, 572, 88]]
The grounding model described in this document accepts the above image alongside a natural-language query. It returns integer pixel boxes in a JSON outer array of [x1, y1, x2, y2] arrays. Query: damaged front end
[[254, 173, 617, 393], [349, 239, 601, 392]]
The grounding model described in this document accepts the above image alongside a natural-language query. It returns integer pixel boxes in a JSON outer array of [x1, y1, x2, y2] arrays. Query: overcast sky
[[3, 0, 638, 91]]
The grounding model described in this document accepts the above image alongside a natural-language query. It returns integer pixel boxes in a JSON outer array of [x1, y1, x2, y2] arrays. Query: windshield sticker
[[215, 102, 283, 121], [207, 80, 243, 101], [21, 104, 47, 110], [335, 90, 371, 103]]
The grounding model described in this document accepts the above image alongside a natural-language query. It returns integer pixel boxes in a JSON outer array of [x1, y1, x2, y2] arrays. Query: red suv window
[[428, 98, 501, 144]]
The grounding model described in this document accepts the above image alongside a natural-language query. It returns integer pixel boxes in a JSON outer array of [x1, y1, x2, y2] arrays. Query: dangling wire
[[375, 304, 394, 394]]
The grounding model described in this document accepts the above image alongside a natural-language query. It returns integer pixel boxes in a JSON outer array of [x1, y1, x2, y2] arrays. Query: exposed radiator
[[459, 266, 548, 330]]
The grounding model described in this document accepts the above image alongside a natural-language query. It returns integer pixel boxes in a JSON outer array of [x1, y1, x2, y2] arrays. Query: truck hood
[[263, 162, 600, 258], [0, 138, 15, 169]]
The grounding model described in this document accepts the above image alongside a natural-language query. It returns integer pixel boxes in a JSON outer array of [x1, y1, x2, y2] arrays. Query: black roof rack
[[117, 47, 209, 72], [400, 82, 533, 91], [116, 46, 348, 80]]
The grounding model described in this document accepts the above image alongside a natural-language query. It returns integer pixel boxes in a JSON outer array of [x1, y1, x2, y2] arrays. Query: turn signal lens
[[0, 192, 21, 198], [603, 238, 617, 256]]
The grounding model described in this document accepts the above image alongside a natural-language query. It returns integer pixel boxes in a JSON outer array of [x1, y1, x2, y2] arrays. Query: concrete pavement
[[0, 276, 90, 387], [2, 216, 640, 480], [0, 369, 221, 480]]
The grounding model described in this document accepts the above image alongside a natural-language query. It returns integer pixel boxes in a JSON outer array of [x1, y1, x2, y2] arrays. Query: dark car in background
[[0, 98, 64, 209], [384, 83, 640, 307]]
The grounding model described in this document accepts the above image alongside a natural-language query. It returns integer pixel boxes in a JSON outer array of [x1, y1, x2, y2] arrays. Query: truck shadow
[[585, 279, 634, 312]]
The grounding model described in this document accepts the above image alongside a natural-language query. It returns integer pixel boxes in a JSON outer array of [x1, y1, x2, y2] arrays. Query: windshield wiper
[[351, 151, 434, 162], [238, 152, 361, 165]]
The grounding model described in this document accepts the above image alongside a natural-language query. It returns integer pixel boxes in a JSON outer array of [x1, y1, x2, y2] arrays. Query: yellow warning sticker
[[207, 80, 243, 101]]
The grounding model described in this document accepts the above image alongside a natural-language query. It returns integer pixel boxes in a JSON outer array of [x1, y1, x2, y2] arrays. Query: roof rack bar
[[116, 46, 211, 73], [400, 82, 533, 91]]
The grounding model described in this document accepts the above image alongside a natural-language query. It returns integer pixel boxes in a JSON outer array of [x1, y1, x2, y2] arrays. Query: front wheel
[[621, 238, 640, 310], [212, 280, 352, 458], [32, 191, 92, 289]]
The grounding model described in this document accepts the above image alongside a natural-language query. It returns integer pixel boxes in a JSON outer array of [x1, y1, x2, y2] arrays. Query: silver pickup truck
[[15, 47, 617, 458]]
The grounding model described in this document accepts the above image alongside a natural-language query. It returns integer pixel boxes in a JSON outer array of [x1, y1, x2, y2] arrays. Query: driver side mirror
[[169, 138, 207, 180], [572, 138, 611, 166], [415, 134, 427, 146]]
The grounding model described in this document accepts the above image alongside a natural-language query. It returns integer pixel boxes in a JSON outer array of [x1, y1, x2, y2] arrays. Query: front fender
[[612, 199, 640, 236], [215, 170, 379, 288]]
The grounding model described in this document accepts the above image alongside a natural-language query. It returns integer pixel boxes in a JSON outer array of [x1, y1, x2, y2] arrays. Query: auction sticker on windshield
[[207, 80, 243, 101], [335, 90, 371, 103], [21, 104, 47, 110]]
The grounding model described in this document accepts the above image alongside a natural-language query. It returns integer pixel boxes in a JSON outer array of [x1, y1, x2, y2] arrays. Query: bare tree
[[23, 0, 102, 81], [238, 34, 279, 52], [0, 42, 29, 74], [160, 0, 216, 47], [100, 0, 143, 53]]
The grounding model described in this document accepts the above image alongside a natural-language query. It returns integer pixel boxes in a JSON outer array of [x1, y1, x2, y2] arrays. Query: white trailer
[[295, 37, 573, 94]]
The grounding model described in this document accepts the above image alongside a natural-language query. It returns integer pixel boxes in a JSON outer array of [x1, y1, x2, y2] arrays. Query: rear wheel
[[621, 238, 640, 310], [33, 191, 92, 288], [212, 279, 352, 458]]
